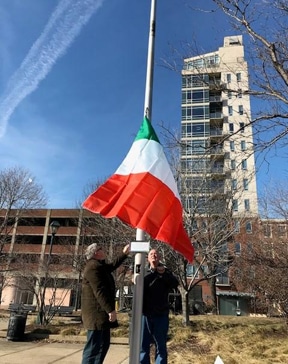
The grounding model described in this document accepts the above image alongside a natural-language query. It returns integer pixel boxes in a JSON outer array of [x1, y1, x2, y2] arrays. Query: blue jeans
[[81, 328, 110, 364], [140, 314, 169, 364]]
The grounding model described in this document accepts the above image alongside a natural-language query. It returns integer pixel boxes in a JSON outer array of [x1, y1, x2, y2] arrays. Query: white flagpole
[[129, 1, 157, 363]]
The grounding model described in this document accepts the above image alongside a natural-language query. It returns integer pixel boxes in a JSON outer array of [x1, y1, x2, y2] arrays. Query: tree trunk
[[180, 288, 190, 326], [209, 276, 218, 314]]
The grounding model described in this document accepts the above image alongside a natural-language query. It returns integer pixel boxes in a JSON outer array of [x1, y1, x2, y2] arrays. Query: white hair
[[85, 243, 98, 260]]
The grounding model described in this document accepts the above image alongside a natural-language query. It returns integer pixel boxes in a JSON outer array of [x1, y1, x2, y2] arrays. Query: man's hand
[[109, 310, 117, 322], [123, 244, 130, 255], [156, 266, 165, 274]]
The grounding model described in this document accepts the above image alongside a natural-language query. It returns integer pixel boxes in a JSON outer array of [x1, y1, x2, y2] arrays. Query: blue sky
[[0, 0, 284, 208]]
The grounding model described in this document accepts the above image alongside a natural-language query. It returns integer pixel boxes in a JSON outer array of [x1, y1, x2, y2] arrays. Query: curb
[[0, 329, 129, 345]]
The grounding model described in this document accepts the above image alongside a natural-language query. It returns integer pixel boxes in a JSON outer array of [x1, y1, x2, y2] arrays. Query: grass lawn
[[167, 314, 288, 364], [9, 311, 288, 364]]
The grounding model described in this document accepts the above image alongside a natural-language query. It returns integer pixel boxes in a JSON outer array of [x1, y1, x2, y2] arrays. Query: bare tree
[[231, 222, 288, 317], [189, 0, 288, 155], [0, 166, 47, 303], [6, 247, 77, 325], [231, 182, 288, 316], [156, 124, 254, 325]]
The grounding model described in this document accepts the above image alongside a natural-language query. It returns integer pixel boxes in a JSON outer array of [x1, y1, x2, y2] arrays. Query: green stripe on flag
[[135, 116, 160, 143]]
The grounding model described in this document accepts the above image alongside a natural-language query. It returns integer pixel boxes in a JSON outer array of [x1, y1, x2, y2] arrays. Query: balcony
[[210, 167, 225, 175], [209, 95, 222, 103], [209, 81, 226, 90], [210, 112, 223, 120], [210, 128, 223, 137], [210, 147, 224, 156]]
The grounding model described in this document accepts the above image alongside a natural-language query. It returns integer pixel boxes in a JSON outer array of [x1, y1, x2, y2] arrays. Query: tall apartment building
[[181, 35, 258, 216]]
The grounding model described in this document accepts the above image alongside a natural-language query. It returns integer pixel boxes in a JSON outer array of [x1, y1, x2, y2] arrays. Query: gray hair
[[85, 243, 98, 260]]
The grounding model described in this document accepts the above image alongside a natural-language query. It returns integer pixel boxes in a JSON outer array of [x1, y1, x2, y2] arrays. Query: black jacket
[[142, 266, 179, 316]]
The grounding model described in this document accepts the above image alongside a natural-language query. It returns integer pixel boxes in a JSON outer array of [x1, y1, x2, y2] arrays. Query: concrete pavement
[[0, 315, 130, 364], [0, 340, 129, 364]]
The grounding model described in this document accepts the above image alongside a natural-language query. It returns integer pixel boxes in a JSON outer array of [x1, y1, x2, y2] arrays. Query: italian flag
[[83, 117, 194, 262]]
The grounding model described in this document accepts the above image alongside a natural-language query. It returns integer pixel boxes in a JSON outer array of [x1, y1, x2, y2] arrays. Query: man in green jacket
[[81, 242, 130, 364]]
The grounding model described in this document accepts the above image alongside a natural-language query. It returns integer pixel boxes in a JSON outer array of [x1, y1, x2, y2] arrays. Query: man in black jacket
[[81, 242, 130, 364], [140, 249, 179, 364]]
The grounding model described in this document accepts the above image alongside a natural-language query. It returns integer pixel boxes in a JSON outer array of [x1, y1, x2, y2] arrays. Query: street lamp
[[50, 220, 61, 235], [47, 221, 61, 261], [39, 220, 60, 325]]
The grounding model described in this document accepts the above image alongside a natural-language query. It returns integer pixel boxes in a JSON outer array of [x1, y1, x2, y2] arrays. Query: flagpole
[[129, 1, 157, 363]]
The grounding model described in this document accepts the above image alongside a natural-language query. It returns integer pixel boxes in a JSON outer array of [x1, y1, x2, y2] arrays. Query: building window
[[234, 220, 240, 232], [228, 91, 232, 99], [278, 225, 286, 237], [235, 242, 241, 255], [229, 123, 234, 133], [216, 272, 229, 285], [228, 106, 233, 116], [202, 265, 209, 275], [246, 221, 252, 233], [182, 106, 210, 121], [230, 140, 235, 151], [244, 199, 250, 211], [242, 159, 247, 170], [181, 122, 210, 138], [241, 140, 246, 151], [227, 74, 231, 83], [263, 224, 271, 237], [239, 122, 244, 132], [231, 159, 236, 170], [238, 105, 244, 115], [192, 122, 210, 135], [243, 178, 248, 190], [186, 264, 199, 278], [182, 140, 208, 155], [182, 90, 209, 104], [201, 220, 207, 232], [192, 220, 198, 231], [232, 179, 237, 190], [237, 90, 242, 98], [236, 73, 241, 82], [232, 199, 238, 211]]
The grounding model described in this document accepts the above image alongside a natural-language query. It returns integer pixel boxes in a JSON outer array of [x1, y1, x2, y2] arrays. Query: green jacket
[[81, 253, 127, 330]]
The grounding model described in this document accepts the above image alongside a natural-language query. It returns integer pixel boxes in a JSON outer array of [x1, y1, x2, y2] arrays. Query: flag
[[82, 116, 194, 262]]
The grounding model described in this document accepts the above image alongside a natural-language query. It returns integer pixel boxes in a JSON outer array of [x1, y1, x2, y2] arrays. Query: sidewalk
[[0, 339, 129, 364], [0, 316, 130, 364]]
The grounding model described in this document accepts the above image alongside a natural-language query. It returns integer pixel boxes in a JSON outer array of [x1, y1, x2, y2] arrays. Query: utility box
[[216, 291, 253, 316]]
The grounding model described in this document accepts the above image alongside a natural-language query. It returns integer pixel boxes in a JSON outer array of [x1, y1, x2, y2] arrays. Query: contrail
[[0, 0, 104, 137]]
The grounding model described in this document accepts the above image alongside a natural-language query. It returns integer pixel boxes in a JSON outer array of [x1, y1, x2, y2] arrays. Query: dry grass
[[167, 315, 288, 364], [21, 312, 288, 363]]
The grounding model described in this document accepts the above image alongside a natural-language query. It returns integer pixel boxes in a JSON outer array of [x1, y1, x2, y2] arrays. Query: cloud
[[0, 0, 104, 137]]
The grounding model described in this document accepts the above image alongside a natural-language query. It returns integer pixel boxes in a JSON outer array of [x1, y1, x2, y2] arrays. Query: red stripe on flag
[[83, 172, 194, 262]]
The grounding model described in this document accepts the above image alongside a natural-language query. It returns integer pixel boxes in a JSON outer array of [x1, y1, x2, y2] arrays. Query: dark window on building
[[232, 200, 238, 211], [263, 225, 271, 237], [241, 159, 247, 170], [246, 221, 252, 233], [235, 242, 241, 255]]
